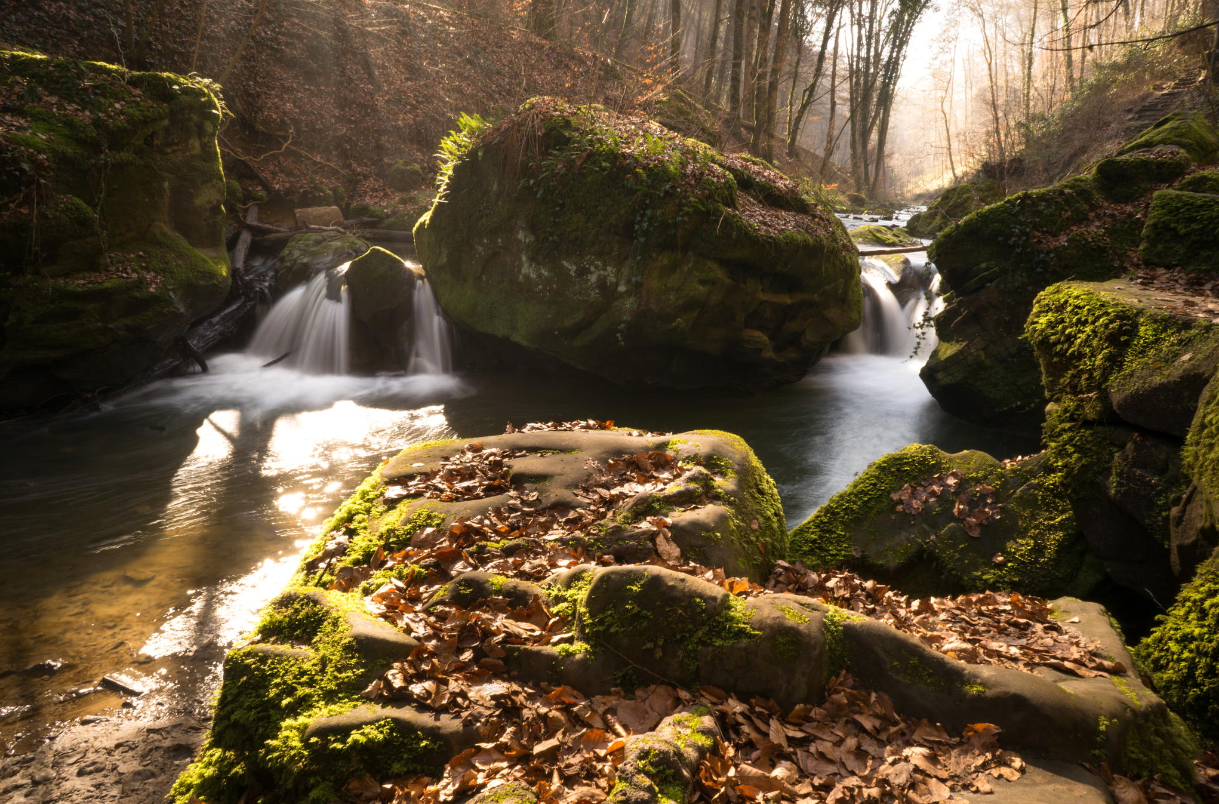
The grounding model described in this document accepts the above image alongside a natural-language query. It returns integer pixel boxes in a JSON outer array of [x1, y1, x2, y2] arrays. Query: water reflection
[[0, 346, 1030, 751]]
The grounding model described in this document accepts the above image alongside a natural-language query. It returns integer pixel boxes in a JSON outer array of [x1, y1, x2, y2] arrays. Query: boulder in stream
[[414, 98, 861, 390], [0, 49, 231, 411], [276, 232, 370, 290]]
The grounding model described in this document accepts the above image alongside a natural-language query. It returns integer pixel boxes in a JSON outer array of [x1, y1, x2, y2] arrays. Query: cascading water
[[248, 267, 351, 374], [839, 255, 942, 358], [406, 276, 455, 375]]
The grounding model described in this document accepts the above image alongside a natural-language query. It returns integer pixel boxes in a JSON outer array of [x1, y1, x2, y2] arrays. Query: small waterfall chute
[[406, 276, 454, 376], [248, 267, 351, 375], [840, 256, 941, 358]]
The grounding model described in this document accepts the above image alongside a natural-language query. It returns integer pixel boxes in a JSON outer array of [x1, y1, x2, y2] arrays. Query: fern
[[434, 112, 492, 199]]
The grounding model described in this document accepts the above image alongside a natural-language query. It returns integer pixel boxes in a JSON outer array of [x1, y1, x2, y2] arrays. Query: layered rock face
[[414, 97, 862, 390], [921, 112, 1219, 432], [0, 49, 231, 411]]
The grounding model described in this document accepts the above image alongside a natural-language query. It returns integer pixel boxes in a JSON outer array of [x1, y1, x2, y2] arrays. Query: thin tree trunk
[[786, 0, 841, 158], [742, 0, 761, 125], [221, 0, 273, 85], [749, 0, 776, 147], [134, 0, 167, 62], [531, 0, 559, 40], [670, 0, 683, 77], [759, 0, 793, 159], [818, 27, 840, 182], [785, 31, 804, 138], [1058, 0, 1075, 93], [614, 0, 638, 58], [729, 0, 747, 116], [1023, 0, 1038, 134], [191, 0, 212, 72], [122, 0, 135, 53], [702, 0, 725, 99]]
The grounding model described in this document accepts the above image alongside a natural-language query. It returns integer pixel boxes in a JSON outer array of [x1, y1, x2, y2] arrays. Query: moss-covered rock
[[849, 224, 920, 248], [276, 233, 370, 290], [377, 188, 434, 234], [921, 114, 1219, 431], [905, 179, 1004, 238], [414, 97, 861, 390], [0, 48, 231, 410], [1136, 548, 1219, 740], [1139, 189, 1219, 272], [386, 159, 425, 191], [1115, 111, 1219, 163], [344, 246, 421, 364], [788, 444, 1100, 598]]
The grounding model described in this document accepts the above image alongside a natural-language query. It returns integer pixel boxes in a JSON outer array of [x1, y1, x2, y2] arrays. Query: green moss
[[906, 180, 1005, 237], [962, 683, 987, 695], [359, 564, 424, 595], [1115, 111, 1219, 164], [822, 605, 863, 676], [1094, 715, 1115, 761], [1120, 710, 1199, 791], [1112, 676, 1142, 706], [1177, 169, 1219, 194], [772, 630, 803, 661], [1135, 549, 1219, 739], [789, 444, 941, 568], [849, 224, 921, 248], [1139, 189, 1219, 272], [775, 604, 810, 624], [892, 649, 949, 691]]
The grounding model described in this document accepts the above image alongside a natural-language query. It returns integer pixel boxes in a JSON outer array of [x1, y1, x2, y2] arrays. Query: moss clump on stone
[[849, 224, 921, 248], [276, 233, 370, 290], [905, 179, 1005, 238], [1115, 111, 1219, 163], [1135, 550, 1219, 740], [1139, 189, 1219, 272], [789, 444, 1095, 597]]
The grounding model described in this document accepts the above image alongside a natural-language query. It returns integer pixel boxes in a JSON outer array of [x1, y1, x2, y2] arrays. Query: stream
[[0, 215, 1029, 757]]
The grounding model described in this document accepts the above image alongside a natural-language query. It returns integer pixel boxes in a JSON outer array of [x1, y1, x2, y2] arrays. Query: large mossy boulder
[[0, 49, 231, 411], [1026, 280, 1219, 592], [1139, 189, 1219, 271], [788, 444, 1101, 599], [414, 98, 861, 389], [921, 112, 1219, 431], [905, 179, 1004, 238]]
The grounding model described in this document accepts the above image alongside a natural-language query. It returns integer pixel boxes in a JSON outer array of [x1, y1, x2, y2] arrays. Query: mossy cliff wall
[[921, 112, 1219, 432], [414, 97, 862, 390], [0, 48, 230, 411]]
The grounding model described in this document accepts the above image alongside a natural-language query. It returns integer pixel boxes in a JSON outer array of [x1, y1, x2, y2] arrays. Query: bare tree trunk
[[532, 0, 559, 40], [785, 30, 804, 137], [702, 0, 725, 99], [818, 27, 840, 183], [749, 0, 776, 149], [1023, 0, 1038, 135], [1058, 0, 1075, 93], [729, 0, 747, 116], [670, 0, 683, 76], [759, 0, 793, 159], [122, 0, 135, 54], [191, 0, 212, 72], [614, 0, 638, 58], [221, 0, 273, 85], [786, 0, 842, 158], [133, 0, 167, 63]]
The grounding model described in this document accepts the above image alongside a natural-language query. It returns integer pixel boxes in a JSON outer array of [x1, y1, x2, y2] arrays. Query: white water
[[407, 276, 455, 376], [840, 252, 942, 359], [248, 268, 351, 374]]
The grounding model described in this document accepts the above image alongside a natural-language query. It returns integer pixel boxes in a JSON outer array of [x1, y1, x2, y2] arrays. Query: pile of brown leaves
[[765, 563, 1123, 678], [386, 443, 526, 503], [699, 674, 1025, 804], [890, 470, 1002, 538], [1101, 763, 1201, 804], [504, 420, 666, 437]]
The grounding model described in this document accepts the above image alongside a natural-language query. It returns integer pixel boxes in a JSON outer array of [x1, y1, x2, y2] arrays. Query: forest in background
[[1, 0, 1216, 206]]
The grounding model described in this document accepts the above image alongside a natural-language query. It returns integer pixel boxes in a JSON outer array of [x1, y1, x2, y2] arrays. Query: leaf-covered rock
[[414, 97, 861, 390], [0, 49, 231, 411]]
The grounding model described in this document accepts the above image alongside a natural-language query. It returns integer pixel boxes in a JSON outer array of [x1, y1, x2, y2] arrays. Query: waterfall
[[840, 257, 942, 358], [406, 276, 454, 375], [248, 267, 350, 374]]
